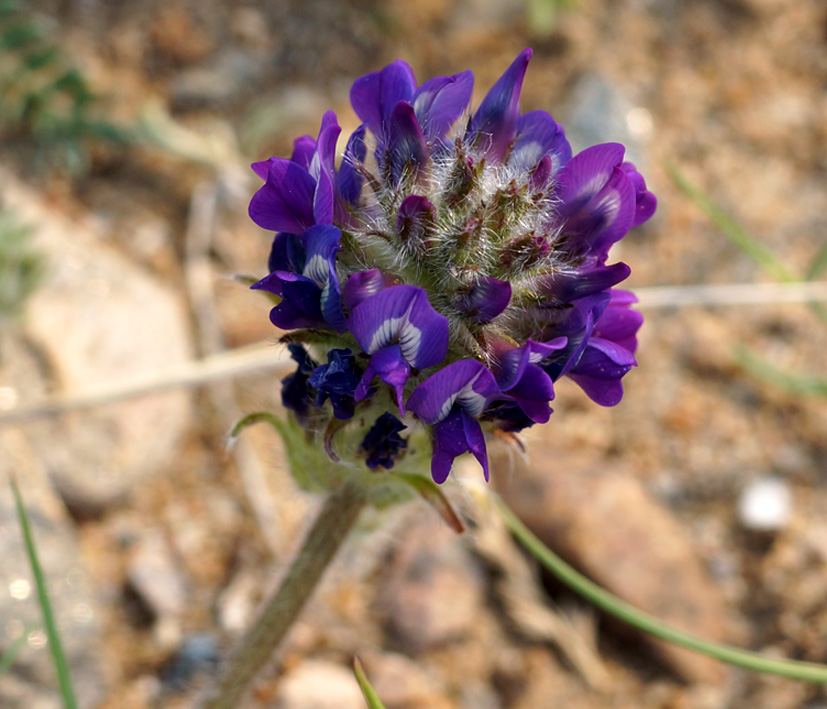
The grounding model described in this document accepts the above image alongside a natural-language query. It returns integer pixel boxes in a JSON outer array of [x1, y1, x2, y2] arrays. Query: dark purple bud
[[500, 233, 550, 269], [338, 124, 368, 207], [529, 154, 553, 190], [343, 269, 396, 311], [386, 101, 429, 185], [455, 275, 511, 323], [468, 48, 532, 161], [361, 412, 408, 471], [396, 195, 436, 250]]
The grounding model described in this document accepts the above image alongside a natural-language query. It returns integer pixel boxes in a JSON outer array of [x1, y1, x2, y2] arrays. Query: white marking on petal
[[304, 254, 328, 285]]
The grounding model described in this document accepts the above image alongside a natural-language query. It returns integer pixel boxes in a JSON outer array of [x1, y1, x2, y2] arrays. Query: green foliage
[[0, 0, 129, 172], [11, 476, 78, 708], [0, 207, 42, 323]]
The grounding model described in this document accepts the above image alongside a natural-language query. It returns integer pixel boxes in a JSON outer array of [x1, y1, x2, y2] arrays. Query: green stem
[[496, 495, 827, 683], [200, 481, 367, 709]]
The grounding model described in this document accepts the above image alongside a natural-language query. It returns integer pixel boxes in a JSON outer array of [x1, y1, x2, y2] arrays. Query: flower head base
[[250, 49, 655, 485]]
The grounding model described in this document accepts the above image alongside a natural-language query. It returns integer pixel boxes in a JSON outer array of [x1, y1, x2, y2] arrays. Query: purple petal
[[350, 60, 417, 136], [338, 124, 368, 207], [311, 111, 341, 225], [554, 144, 637, 260], [494, 338, 567, 391], [266, 231, 304, 274], [592, 289, 643, 354], [461, 410, 489, 481], [412, 70, 474, 144], [396, 195, 436, 248], [510, 110, 572, 174], [386, 101, 429, 184], [290, 135, 316, 170], [468, 48, 532, 161], [266, 273, 326, 330], [536, 262, 631, 303], [407, 359, 500, 424], [508, 365, 555, 424], [429, 409, 489, 483], [455, 276, 511, 323], [343, 269, 395, 312], [354, 344, 410, 415], [567, 374, 624, 407], [249, 158, 316, 234], [530, 154, 553, 189], [301, 225, 346, 333], [348, 285, 449, 369], [621, 162, 657, 227]]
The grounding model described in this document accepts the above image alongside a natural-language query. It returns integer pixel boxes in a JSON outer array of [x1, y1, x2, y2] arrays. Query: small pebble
[[737, 477, 792, 531]]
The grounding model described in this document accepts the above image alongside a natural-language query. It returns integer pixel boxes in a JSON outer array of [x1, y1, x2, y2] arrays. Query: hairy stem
[[200, 481, 367, 708]]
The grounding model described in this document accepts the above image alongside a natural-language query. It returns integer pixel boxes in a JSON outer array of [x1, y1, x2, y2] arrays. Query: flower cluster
[[250, 49, 655, 485]]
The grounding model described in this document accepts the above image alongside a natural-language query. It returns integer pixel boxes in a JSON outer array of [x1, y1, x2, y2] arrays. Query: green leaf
[[497, 495, 827, 683], [11, 476, 78, 708], [353, 657, 388, 709]]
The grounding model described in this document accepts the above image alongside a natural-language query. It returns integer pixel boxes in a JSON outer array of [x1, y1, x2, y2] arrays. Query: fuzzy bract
[[249, 49, 655, 482]]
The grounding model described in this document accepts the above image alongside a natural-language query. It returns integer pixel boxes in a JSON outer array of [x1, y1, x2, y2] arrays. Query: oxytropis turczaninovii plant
[[248, 48, 655, 489]]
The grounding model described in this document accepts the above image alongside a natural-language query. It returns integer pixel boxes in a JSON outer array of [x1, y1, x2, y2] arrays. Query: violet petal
[[468, 48, 532, 161], [386, 101, 429, 185], [338, 124, 368, 207], [406, 359, 501, 424], [348, 285, 449, 369], [455, 275, 511, 323], [354, 344, 410, 414], [412, 70, 474, 144], [350, 60, 417, 136], [248, 158, 317, 234], [510, 110, 572, 175]]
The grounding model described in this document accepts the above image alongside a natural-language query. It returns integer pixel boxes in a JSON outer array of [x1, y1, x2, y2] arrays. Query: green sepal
[[393, 471, 466, 533]]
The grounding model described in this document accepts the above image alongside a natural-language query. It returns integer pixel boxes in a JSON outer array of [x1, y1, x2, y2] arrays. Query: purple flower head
[[249, 50, 655, 485]]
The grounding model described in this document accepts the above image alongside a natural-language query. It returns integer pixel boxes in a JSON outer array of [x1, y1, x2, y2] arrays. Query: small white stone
[[737, 477, 792, 531]]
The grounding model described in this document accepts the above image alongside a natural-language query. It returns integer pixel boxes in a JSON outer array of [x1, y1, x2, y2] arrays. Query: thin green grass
[[498, 495, 827, 683], [353, 657, 388, 709], [10, 476, 78, 709]]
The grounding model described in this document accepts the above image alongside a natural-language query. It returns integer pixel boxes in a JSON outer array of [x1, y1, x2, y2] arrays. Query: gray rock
[[563, 74, 651, 168], [276, 659, 364, 709], [377, 514, 486, 654], [0, 169, 193, 513]]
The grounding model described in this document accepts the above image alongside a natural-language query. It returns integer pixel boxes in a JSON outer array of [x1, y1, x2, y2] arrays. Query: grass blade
[[497, 495, 827, 683], [353, 657, 388, 709], [10, 476, 78, 709], [735, 345, 827, 397], [0, 625, 32, 675], [667, 164, 796, 283]]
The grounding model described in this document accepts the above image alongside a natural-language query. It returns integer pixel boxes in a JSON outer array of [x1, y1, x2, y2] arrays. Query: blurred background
[[1, 0, 826, 707]]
